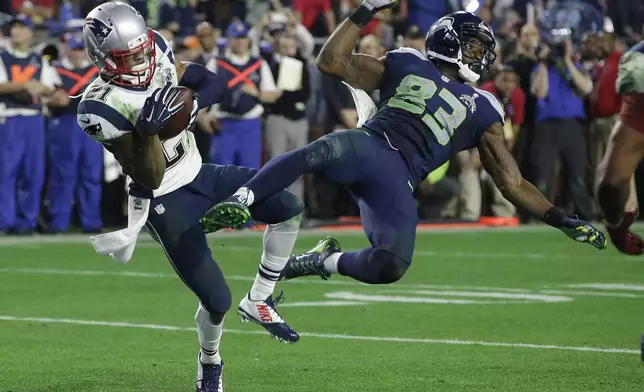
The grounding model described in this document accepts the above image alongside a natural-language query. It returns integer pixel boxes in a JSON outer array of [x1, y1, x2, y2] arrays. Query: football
[[158, 86, 194, 140]]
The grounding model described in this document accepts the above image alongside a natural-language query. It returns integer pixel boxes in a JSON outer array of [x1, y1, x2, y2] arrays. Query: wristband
[[349, 5, 376, 29], [543, 207, 568, 228]]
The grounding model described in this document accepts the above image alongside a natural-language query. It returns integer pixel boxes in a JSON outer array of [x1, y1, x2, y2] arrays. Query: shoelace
[[290, 254, 319, 275], [197, 363, 222, 390], [263, 291, 286, 323]]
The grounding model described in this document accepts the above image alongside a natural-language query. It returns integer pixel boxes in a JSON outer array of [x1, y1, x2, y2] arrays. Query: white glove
[[363, 0, 398, 11], [187, 96, 199, 131]]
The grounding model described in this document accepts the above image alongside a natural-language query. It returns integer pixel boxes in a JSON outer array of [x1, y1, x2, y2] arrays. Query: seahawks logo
[[85, 17, 113, 46]]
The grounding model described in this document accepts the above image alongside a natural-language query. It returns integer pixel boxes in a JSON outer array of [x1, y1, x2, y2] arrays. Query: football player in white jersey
[[77, 2, 305, 391]]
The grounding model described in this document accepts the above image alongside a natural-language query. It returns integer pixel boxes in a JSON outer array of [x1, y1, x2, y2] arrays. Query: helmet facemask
[[103, 29, 156, 87], [458, 33, 496, 83]]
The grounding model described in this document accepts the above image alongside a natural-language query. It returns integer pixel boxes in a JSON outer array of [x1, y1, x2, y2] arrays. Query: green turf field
[[1, 227, 643, 391]]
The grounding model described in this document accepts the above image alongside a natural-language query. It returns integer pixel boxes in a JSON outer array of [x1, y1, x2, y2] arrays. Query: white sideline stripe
[[0, 267, 532, 292], [3, 222, 639, 246], [0, 315, 637, 355]]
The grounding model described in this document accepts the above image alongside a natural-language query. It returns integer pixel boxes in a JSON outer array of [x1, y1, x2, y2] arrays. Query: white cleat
[[237, 292, 300, 343]]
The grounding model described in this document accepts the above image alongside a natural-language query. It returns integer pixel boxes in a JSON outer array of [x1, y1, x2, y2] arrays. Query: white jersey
[[76, 30, 201, 198]]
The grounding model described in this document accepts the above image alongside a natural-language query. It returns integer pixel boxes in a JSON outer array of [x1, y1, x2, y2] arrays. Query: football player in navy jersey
[[202, 3, 606, 286]]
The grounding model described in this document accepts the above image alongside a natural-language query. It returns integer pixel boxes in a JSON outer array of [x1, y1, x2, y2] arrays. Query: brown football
[[158, 86, 194, 140]]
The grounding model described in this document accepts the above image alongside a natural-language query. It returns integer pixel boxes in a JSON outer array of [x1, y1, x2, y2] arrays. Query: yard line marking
[[566, 283, 644, 291], [0, 315, 637, 355], [540, 289, 644, 298], [0, 267, 531, 292]]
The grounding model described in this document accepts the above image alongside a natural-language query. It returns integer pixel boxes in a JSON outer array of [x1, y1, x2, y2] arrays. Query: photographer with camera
[[529, 33, 594, 220]]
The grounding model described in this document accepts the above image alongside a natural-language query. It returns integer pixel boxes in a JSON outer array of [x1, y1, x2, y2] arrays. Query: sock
[[249, 214, 301, 301], [323, 252, 343, 274], [195, 303, 223, 364], [232, 186, 255, 206], [244, 144, 321, 203]]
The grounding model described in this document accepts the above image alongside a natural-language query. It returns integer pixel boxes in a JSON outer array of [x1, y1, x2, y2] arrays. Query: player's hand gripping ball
[[136, 83, 194, 139]]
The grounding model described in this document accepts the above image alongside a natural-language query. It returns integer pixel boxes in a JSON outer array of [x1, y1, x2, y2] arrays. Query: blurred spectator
[[407, 0, 448, 33], [530, 37, 594, 220], [249, 8, 315, 60], [210, 21, 281, 168], [403, 25, 424, 53], [265, 33, 311, 200], [195, 21, 220, 65], [0, 15, 57, 234], [357, 34, 384, 103], [175, 35, 202, 62], [505, 23, 540, 179], [477, 65, 525, 218], [292, 0, 335, 37], [46, 35, 102, 233], [157, 27, 174, 46], [417, 162, 460, 220], [480, 65, 525, 153]]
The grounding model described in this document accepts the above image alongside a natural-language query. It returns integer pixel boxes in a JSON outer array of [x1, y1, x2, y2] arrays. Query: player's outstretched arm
[[478, 122, 607, 249], [316, 1, 395, 90]]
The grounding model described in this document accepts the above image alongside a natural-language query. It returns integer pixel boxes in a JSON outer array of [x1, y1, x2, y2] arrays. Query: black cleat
[[279, 237, 341, 281]]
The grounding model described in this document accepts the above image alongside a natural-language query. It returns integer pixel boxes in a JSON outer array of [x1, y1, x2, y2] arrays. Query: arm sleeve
[[179, 62, 226, 109]]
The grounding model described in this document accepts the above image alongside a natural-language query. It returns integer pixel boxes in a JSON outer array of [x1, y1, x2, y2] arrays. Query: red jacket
[[479, 81, 525, 126], [590, 50, 622, 118]]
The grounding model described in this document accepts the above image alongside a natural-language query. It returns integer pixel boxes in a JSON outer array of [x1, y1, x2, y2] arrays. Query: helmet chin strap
[[457, 61, 480, 83], [427, 48, 482, 83]]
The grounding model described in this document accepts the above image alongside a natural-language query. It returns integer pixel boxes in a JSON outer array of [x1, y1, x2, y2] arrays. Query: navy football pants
[[144, 164, 303, 316], [245, 129, 419, 267], [0, 115, 45, 232], [47, 114, 103, 232]]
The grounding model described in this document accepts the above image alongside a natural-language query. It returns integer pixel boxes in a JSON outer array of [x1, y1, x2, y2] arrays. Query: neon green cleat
[[200, 200, 251, 233]]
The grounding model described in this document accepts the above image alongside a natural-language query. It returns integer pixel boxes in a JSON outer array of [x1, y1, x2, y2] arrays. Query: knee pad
[[199, 283, 231, 321], [302, 137, 332, 168], [368, 247, 410, 284], [280, 192, 305, 219]]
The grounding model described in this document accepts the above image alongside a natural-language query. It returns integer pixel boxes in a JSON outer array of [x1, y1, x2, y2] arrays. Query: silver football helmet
[[83, 1, 156, 86]]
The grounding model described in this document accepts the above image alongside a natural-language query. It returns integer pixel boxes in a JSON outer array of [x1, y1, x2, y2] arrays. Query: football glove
[[136, 83, 185, 137], [362, 0, 398, 12], [187, 94, 200, 131], [606, 209, 644, 255], [559, 217, 607, 250]]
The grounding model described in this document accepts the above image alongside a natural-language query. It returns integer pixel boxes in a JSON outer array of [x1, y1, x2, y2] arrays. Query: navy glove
[[136, 83, 185, 136]]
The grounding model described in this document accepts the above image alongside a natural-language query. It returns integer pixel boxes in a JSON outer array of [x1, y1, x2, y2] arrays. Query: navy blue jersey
[[363, 47, 505, 184]]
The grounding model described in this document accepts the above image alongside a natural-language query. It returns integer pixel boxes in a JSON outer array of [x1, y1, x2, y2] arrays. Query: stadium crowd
[[0, 0, 642, 234]]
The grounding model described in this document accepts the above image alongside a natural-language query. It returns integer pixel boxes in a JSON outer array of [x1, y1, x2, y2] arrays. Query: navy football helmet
[[425, 11, 496, 83]]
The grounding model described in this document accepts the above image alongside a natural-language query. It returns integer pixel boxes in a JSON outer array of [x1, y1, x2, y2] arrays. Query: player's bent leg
[[282, 146, 418, 285], [596, 120, 644, 255], [238, 213, 302, 343], [202, 130, 370, 230], [237, 190, 304, 342], [196, 164, 304, 342], [146, 220, 228, 392]]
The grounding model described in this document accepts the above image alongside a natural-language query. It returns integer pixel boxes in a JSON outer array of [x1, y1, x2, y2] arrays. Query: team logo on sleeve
[[83, 122, 104, 139], [85, 17, 113, 46], [459, 93, 479, 114]]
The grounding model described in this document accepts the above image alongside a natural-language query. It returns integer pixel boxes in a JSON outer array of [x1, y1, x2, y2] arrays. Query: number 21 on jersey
[[388, 75, 467, 145]]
